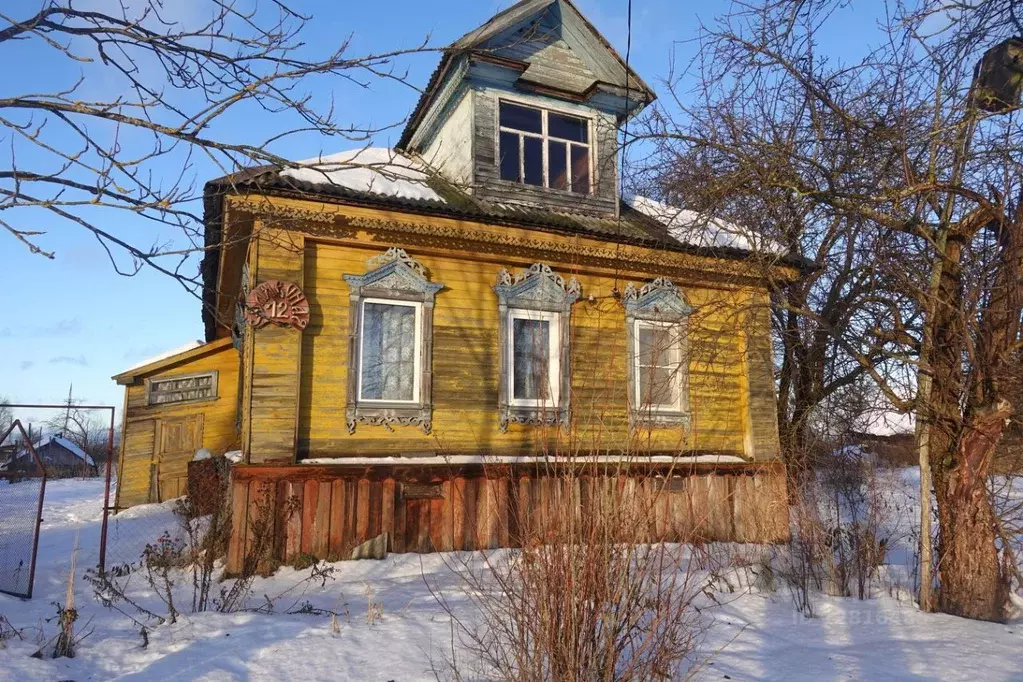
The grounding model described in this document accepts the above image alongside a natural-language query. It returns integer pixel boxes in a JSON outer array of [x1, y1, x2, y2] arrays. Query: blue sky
[[0, 0, 877, 425]]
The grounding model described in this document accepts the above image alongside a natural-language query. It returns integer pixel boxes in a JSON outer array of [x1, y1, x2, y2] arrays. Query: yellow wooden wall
[[116, 343, 241, 508], [241, 226, 305, 464], [294, 240, 761, 459]]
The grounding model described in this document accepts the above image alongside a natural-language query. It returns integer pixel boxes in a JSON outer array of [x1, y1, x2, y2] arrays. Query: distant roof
[[15, 435, 95, 467], [51, 436, 95, 467], [209, 147, 793, 262]]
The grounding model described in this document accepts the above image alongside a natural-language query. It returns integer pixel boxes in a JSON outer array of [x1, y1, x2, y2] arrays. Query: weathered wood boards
[[225, 461, 789, 574], [295, 238, 769, 459], [114, 338, 241, 509]]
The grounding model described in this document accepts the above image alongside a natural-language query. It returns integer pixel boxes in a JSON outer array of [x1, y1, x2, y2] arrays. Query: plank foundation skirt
[[226, 460, 789, 574]]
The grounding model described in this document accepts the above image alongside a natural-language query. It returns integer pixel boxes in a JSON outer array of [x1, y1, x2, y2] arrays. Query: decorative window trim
[[623, 277, 692, 430], [145, 371, 219, 407], [493, 263, 580, 431], [343, 248, 443, 434]]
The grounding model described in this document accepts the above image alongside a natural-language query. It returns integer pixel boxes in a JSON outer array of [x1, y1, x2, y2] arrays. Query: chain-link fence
[[0, 420, 47, 598], [1, 402, 223, 588]]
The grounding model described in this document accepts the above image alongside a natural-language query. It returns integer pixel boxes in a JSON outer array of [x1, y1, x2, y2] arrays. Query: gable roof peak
[[398, 0, 654, 151]]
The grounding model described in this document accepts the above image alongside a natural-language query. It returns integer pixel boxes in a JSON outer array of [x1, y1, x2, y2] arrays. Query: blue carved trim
[[623, 277, 692, 320]]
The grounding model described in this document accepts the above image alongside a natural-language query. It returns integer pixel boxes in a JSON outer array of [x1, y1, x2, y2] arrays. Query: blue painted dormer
[[397, 0, 656, 217]]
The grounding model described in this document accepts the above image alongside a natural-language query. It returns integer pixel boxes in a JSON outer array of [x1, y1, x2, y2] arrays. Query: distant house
[[6, 435, 98, 478]]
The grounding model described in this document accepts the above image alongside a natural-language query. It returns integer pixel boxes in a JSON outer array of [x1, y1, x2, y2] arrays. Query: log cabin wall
[[226, 461, 789, 574]]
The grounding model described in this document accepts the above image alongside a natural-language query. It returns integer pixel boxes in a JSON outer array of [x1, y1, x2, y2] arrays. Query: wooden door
[[154, 415, 204, 501]]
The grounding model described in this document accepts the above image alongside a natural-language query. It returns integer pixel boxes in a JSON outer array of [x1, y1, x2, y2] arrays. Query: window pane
[[500, 102, 542, 133], [638, 326, 675, 367], [548, 112, 588, 142], [523, 136, 543, 186], [361, 302, 416, 401], [548, 140, 568, 190], [571, 145, 590, 194], [513, 318, 550, 400], [639, 367, 678, 408], [500, 131, 520, 182]]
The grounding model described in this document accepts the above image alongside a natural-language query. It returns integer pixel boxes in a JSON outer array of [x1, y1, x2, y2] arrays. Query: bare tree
[[638, 0, 1023, 621], [0, 398, 11, 429], [634, 1, 919, 470], [45, 402, 106, 461], [1, 1, 430, 304]]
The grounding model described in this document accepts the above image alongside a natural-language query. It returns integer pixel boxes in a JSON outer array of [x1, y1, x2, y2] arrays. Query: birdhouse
[[973, 38, 1023, 113]]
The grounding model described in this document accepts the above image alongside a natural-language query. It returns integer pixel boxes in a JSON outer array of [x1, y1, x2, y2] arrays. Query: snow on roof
[[280, 147, 445, 204], [120, 340, 204, 374], [12, 435, 96, 467], [625, 195, 784, 255], [51, 436, 96, 467]]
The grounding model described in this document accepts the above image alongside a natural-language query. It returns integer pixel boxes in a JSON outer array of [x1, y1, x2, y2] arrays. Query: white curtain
[[362, 302, 416, 401]]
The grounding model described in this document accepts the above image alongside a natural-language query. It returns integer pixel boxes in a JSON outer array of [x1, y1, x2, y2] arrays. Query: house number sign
[[244, 280, 310, 330]]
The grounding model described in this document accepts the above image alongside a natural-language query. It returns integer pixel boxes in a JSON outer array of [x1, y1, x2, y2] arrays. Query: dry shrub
[[778, 445, 905, 616], [442, 461, 705, 682], [87, 481, 278, 623]]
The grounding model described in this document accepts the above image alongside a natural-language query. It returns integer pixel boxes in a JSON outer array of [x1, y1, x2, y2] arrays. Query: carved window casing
[[494, 263, 580, 431], [623, 277, 693, 430], [343, 248, 443, 434]]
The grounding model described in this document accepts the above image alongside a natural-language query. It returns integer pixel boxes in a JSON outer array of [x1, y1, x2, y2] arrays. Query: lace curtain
[[361, 302, 416, 401]]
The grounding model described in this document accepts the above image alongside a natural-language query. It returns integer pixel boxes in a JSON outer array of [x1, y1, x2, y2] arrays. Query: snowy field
[[0, 474, 1021, 681]]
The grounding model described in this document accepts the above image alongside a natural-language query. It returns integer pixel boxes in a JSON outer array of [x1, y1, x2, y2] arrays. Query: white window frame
[[357, 297, 423, 405], [497, 99, 593, 195], [632, 319, 687, 413], [507, 308, 561, 408]]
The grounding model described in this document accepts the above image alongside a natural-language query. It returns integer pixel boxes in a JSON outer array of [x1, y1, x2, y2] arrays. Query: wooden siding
[[116, 342, 240, 509], [744, 293, 782, 460], [295, 240, 760, 459], [226, 461, 789, 574], [242, 227, 305, 463], [421, 88, 474, 188]]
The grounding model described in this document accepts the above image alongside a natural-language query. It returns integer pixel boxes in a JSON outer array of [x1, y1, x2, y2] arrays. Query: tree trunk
[[933, 405, 1010, 622]]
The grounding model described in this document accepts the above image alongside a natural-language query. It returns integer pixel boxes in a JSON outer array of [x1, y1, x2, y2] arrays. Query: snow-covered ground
[[0, 473, 1021, 681]]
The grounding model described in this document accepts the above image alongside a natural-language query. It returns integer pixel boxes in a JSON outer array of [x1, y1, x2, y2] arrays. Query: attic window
[[498, 101, 591, 195]]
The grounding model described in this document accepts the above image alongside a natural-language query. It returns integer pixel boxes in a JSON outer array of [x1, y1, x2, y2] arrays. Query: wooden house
[[6, 435, 97, 478], [113, 0, 800, 572]]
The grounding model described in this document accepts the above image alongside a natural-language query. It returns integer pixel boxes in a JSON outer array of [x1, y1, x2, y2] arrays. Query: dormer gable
[[398, 0, 655, 218]]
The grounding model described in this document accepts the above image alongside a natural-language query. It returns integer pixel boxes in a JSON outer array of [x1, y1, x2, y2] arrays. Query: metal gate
[[0, 420, 47, 599]]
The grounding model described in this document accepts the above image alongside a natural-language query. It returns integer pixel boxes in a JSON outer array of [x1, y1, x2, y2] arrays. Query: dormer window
[[498, 101, 591, 195]]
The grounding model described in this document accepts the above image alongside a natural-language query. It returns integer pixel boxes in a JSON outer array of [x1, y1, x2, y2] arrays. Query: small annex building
[[113, 0, 801, 570]]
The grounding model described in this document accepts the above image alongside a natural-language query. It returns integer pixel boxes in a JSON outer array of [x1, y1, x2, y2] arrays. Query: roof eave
[[112, 337, 235, 385]]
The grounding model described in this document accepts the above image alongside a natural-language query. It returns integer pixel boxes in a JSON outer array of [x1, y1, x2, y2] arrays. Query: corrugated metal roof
[[207, 159, 791, 263]]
